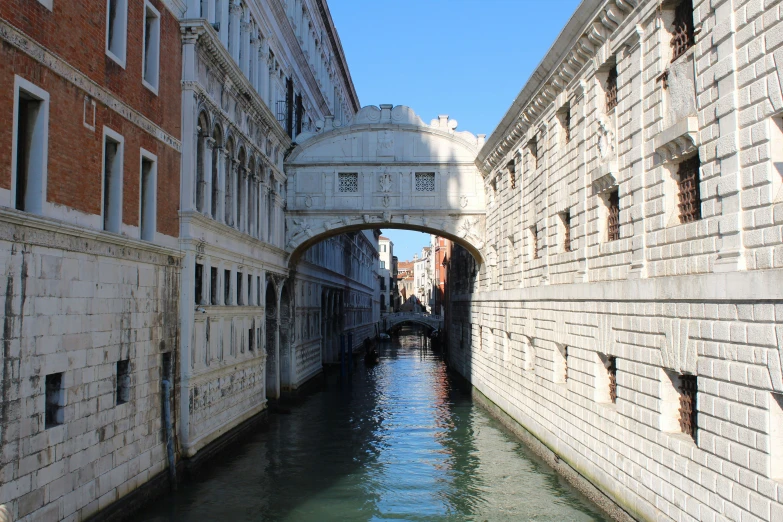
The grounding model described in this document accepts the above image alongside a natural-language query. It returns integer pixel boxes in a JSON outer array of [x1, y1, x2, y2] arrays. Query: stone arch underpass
[[283, 104, 487, 265]]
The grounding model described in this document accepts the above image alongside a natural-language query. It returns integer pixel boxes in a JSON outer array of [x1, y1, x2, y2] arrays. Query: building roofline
[[315, 0, 361, 113]]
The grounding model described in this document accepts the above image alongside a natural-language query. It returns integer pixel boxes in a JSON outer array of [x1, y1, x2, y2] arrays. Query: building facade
[[0, 0, 183, 520], [378, 236, 393, 314], [447, 0, 783, 520]]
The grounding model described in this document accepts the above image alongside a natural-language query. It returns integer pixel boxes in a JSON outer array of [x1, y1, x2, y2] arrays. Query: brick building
[[0, 0, 183, 520]]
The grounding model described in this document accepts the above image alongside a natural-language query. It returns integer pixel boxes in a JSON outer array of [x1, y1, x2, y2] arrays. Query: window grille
[[532, 140, 541, 169], [338, 173, 358, 193], [607, 190, 620, 241], [608, 357, 617, 403], [677, 157, 701, 223], [670, 0, 695, 62], [415, 173, 435, 192], [508, 159, 517, 189], [605, 66, 618, 112], [562, 210, 572, 252], [563, 346, 569, 382], [531, 226, 539, 259], [564, 110, 571, 143], [45, 373, 64, 428], [276, 100, 287, 126], [678, 374, 698, 439]]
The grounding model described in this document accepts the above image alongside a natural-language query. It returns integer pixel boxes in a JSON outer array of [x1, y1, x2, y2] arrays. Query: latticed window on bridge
[[415, 172, 435, 192], [678, 374, 698, 440], [561, 210, 571, 252], [670, 0, 695, 62], [607, 189, 620, 241], [338, 172, 358, 192], [608, 356, 617, 403], [677, 157, 701, 223], [605, 66, 618, 113]]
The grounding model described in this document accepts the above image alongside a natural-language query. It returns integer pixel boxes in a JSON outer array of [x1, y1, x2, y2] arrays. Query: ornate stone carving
[[379, 172, 393, 192]]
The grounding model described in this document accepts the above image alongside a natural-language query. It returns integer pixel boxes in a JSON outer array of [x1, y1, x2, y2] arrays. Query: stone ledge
[[653, 117, 699, 163], [454, 268, 783, 303]]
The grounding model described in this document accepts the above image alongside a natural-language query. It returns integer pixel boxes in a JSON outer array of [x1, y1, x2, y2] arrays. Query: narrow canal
[[138, 328, 609, 521]]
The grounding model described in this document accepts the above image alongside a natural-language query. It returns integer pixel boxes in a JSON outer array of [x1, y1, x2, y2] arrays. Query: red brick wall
[[0, 0, 181, 238]]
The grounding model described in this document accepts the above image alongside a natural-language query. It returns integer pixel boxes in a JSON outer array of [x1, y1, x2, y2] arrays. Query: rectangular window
[[210, 267, 218, 306], [677, 156, 701, 223], [554, 344, 568, 384], [415, 173, 435, 192], [670, 0, 695, 62], [142, 2, 161, 93], [607, 189, 620, 241], [608, 356, 617, 403], [380, 261, 386, 269], [224, 269, 231, 305], [106, 0, 128, 67], [338, 172, 358, 193], [560, 210, 571, 252], [605, 66, 618, 112], [237, 271, 244, 305], [561, 107, 572, 144], [256, 276, 261, 306], [140, 150, 157, 241], [13, 77, 49, 215], [249, 328, 255, 352], [195, 263, 204, 305], [530, 226, 539, 259], [102, 127, 124, 233], [248, 274, 253, 305], [116, 359, 130, 405], [45, 373, 64, 428], [679, 374, 698, 441], [771, 393, 783, 479]]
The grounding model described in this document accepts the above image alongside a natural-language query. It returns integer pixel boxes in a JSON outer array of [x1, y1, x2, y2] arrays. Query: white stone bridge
[[284, 105, 487, 265], [383, 312, 443, 332]]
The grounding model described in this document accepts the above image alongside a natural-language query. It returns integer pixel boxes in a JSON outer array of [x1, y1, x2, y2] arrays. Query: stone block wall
[[0, 214, 180, 521]]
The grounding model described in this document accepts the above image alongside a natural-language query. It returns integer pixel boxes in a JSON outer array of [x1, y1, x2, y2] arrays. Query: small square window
[[45, 373, 64, 428], [415, 173, 435, 192], [338, 173, 358, 193], [116, 360, 130, 405]]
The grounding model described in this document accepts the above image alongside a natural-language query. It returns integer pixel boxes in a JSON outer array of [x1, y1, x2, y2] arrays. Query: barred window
[[607, 190, 620, 241], [678, 374, 698, 441], [560, 210, 571, 252], [605, 66, 618, 112], [338, 172, 358, 193], [563, 109, 572, 144], [670, 0, 695, 62], [415, 172, 435, 192], [608, 356, 617, 403], [677, 157, 701, 223], [530, 226, 539, 259], [508, 158, 517, 189]]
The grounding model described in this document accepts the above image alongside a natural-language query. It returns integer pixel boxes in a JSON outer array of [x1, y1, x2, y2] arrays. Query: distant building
[[379, 236, 394, 314]]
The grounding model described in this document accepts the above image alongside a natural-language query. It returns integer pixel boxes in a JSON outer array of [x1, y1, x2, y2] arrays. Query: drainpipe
[[162, 378, 177, 490]]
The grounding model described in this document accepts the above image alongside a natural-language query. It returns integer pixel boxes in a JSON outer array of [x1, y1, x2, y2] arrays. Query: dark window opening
[[605, 66, 618, 112], [210, 267, 218, 306], [103, 136, 122, 232], [608, 356, 618, 403], [563, 346, 569, 382], [671, 0, 695, 62], [45, 373, 64, 428], [507, 159, 516, 190], [116, 359, 130, 405], [195, 263, 204, 305], [140, 157, 155, 241], [563, 109, 572, 143], [285, 78, 294, 137], [15, 94, 42, 212], [237, 271, 244, 305], [531, 226, 539, 259], [607, 190, 620, 241], [679, 374, 698, 441], [249, 328, 254, 352], [677, 156, 702, 223], [224, 269, 231, 305], [295, 93, 304, 136], [561, 210, 572, 252], [248, 274, 253, 305], [162, 352, 172, 382]]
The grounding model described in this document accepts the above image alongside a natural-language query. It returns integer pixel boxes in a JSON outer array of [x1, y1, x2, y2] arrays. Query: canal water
[[138, 328, 609, 521]]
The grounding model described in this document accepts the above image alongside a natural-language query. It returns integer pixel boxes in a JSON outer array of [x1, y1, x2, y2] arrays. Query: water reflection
[[138, 327, 607, 521]]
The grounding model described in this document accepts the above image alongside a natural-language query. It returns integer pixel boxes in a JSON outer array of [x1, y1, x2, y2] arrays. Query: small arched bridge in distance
[[283, 104, 488, 267], [383, 312, 444, 333]]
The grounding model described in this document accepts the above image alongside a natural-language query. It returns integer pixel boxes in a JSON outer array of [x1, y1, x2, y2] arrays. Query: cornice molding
[[312, 0, 360, 113], [182, 20, 292, 149], [477, 0, 641, 175]]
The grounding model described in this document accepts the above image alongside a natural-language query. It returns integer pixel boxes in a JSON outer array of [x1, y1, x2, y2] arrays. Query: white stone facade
[[447, 0, 783, 520]]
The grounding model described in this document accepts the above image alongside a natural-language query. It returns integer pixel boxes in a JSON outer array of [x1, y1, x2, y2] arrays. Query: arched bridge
[[383, 312, 443, 333], [284, 105, 487, 265]]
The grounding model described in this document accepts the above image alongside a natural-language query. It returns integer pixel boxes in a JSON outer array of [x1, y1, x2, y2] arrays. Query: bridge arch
[[284, 105, 487, 266]]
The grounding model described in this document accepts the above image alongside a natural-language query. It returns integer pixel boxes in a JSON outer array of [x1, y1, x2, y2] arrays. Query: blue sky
[[328, 0, 582, 261]]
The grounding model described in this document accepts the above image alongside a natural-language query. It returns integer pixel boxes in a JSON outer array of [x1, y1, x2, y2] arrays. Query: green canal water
[[137, 328, 609, 521]]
